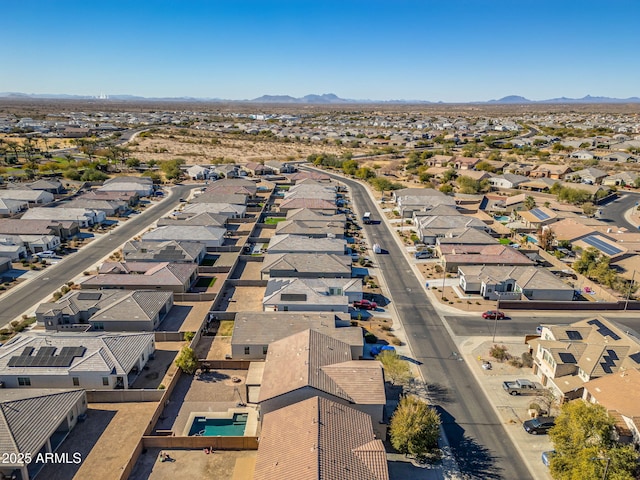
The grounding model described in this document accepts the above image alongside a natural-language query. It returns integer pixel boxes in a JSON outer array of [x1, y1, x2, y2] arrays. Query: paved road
[[0, 184, 200, 327], [315, 170, 532, 479], [446, 313, 640, 337], [598, 191, 640, 231]]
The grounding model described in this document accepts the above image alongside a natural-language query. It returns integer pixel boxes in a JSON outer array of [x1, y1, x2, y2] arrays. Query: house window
[[263, 346, 268, 355], [18, 377, 31, 386], [282, 306, 288, 312], [92, 322, 104, 331], [102, 377, 110, 386], [72, 377, 80, 386], [244, 347, 250, 355]]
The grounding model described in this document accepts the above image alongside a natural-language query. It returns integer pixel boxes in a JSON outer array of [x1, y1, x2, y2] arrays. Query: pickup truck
[[502, 379, 542, 395], [353, 299, 377, 310]]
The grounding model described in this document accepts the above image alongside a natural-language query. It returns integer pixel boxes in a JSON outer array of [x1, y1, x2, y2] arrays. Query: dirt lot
[[128, 127, 368, 164], [129, 448, 257, 480], [132, 341, 184, 389], [159, 301, 213, 332], [230, 260, 264, 281], [36, 402, 158, 480], [220, 286, 266, 312]]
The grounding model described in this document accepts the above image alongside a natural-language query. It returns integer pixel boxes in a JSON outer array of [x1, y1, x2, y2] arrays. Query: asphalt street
[[0, 183, 201, 327], [598, 191, 640, 231], [317, 170, 533, 480], [446, 313, 640, 338]]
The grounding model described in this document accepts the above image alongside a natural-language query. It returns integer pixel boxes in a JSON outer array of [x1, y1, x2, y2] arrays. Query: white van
[[373, 243, 382, 254]]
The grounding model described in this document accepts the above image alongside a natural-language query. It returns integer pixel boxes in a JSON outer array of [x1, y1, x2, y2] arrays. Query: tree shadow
[[435, 407, 503, 480], [195, 371, 231, 383]]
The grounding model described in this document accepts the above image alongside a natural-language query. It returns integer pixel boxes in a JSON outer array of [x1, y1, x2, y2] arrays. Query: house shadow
[[34, 408, 118, 480]]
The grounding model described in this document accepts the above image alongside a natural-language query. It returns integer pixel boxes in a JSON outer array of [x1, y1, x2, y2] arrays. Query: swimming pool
[[188, 413, 248, 437], [494, 215, 510, 223]]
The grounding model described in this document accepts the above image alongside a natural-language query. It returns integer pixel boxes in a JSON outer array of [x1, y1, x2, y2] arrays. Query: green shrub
[[158, 384, 166, 390], [364, 332, 377, 344], [521, 352, 534, 368], [183, 331, 195, 342]]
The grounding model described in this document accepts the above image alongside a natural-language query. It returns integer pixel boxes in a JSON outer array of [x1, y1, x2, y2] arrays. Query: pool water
[[494, 215, 510, 223], [188, 413, 248, 436]]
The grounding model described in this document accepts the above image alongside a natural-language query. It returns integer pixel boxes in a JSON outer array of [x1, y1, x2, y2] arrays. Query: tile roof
[[584, 368, 640, 419], [0, 389, 85, 458], [261, 253, 351, 276], [275, 219, 344, 237], [83, 261, 196, 289], [122, 240, 205, 262], [190, 193, 247, 205], [440, 244, 534, 266], [285, 208, 346, 223], [267, 235, 347, 254], [254, 396, 388, 480], [141, 225, 226, 242], [458, 265, 573, 291], [263, 278, 361, 307], [279, 198, 336, 210]]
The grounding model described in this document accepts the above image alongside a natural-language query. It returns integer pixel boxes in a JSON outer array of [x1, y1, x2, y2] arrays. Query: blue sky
[[1, 0, 639, 101]]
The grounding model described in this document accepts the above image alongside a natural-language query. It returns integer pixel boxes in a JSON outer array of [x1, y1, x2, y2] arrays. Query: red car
[[482, 310, 505, 319], [353, 299, 377, 310]]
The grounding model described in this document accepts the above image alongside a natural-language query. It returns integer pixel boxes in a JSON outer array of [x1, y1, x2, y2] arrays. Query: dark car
[[482, 310, 505, 320], [414, 250, 433, 259], [523, 417, 555, 435]]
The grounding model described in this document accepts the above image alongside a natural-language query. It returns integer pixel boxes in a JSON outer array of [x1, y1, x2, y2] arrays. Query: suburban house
[[0, 198, 28, 216], [256, 329, 386, 429], [186, 165, 213, 180], [288, 171, 331, 183], [393, 188, 456, 218], [78, 190, 140, 206], [550, 220, 629, 259], [241, 162, 272, 176], [157, 211, 228, 228], [570, 150, 595, 160], [279, 198, 337, 214], [452, 156, 480, 170], [98, 176, 154, 196], [263, 277, 362, 313], [36, 289, 174, 332], [529, 164, 572, 179], [80, 261, 198, 293], [0, 233, 60, 254], [231, 311, 362, 361], [212, 164, 240, 179], [0, 389, 87, 480], [415, 215, 489, 245], [516, 207, 558, 230], [601, 152, 636, 163], [275, 219, 344, 238], [488, 174, 529, 189], [21, 207, 106, 227], [267, 235, 347, 256], [65, 198, 128, 216], [569, 167, 608, 185], [426, 154, 454, 167], [140, 225, 226, 248], [122, 240, 206, 264], [190, 193, 248, 206], [27, 178, 65, 194], [602, 172, 639, 187], [260, 253, 352, 279], [436, 227, 498, 246], [458, 265, 575, 301], [205, 178, 258, 197], [179, 202, 246, 218], [583, 369, 640, 446], [285, 207, 346, 225], [438, 244, 535, 272], [265, 160, 296, 174], [0, 331, 156, 390], [0, 242, 28, 261], [518, 178, 559, 192], [529, 317, 640, 400], [254, 396, 389, 480], [0, 189, 54, 205]]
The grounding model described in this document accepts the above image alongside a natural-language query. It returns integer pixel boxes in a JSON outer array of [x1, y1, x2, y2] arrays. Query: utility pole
[[492, 294, 501, 342]]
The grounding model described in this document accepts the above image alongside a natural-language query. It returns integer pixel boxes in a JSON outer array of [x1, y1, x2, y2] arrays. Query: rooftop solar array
[[529, 208, 551, 221], [587, 319, 622, 341], [8, 345, 86, 367], [558, 352, 577, 364], [582, 235, 623, 256], [566, 330, 583, 341]]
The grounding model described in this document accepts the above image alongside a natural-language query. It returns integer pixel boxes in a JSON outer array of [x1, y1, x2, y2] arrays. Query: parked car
[[353, 299, 377, 310], [541, 450, 556, 467], [503, 379, 542, 395], [482, 310, 505, 320], [373, 243, 382, 254], [414, 250, 433, 259], [523, 417, 556, 435], [35, 250, 56, 258]]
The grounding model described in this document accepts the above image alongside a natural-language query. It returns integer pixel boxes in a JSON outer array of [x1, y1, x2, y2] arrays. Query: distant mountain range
[[1, 91, 640, 104]]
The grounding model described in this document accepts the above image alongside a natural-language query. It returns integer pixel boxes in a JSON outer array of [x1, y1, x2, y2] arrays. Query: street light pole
[[625, 270, 636, 311]]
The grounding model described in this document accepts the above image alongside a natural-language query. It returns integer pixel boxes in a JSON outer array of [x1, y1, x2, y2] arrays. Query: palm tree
[[524, 195, 536, 210]]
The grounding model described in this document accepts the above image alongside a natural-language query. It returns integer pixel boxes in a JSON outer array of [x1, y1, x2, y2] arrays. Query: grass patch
[[201, 256, 218, 266], [498, 238, 511, 245], [195, 276, 217, 288], [264, 217, 287, 224], [218, 320, 234, 336]]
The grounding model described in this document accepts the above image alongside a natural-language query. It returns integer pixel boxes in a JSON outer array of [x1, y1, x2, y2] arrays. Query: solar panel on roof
[[582, 235, 622, 256], [587, 319, 622, 340], [36, 346, 57, 357], [77, 292, 103, 301], [566, 330, 582, 340], [558, 352, 577, 364], [629, 352, 640, 364], [529, 208, 550, 221]]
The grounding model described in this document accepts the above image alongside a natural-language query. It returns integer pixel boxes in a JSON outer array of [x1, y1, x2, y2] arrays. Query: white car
[[35, 250, 56, 258]]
